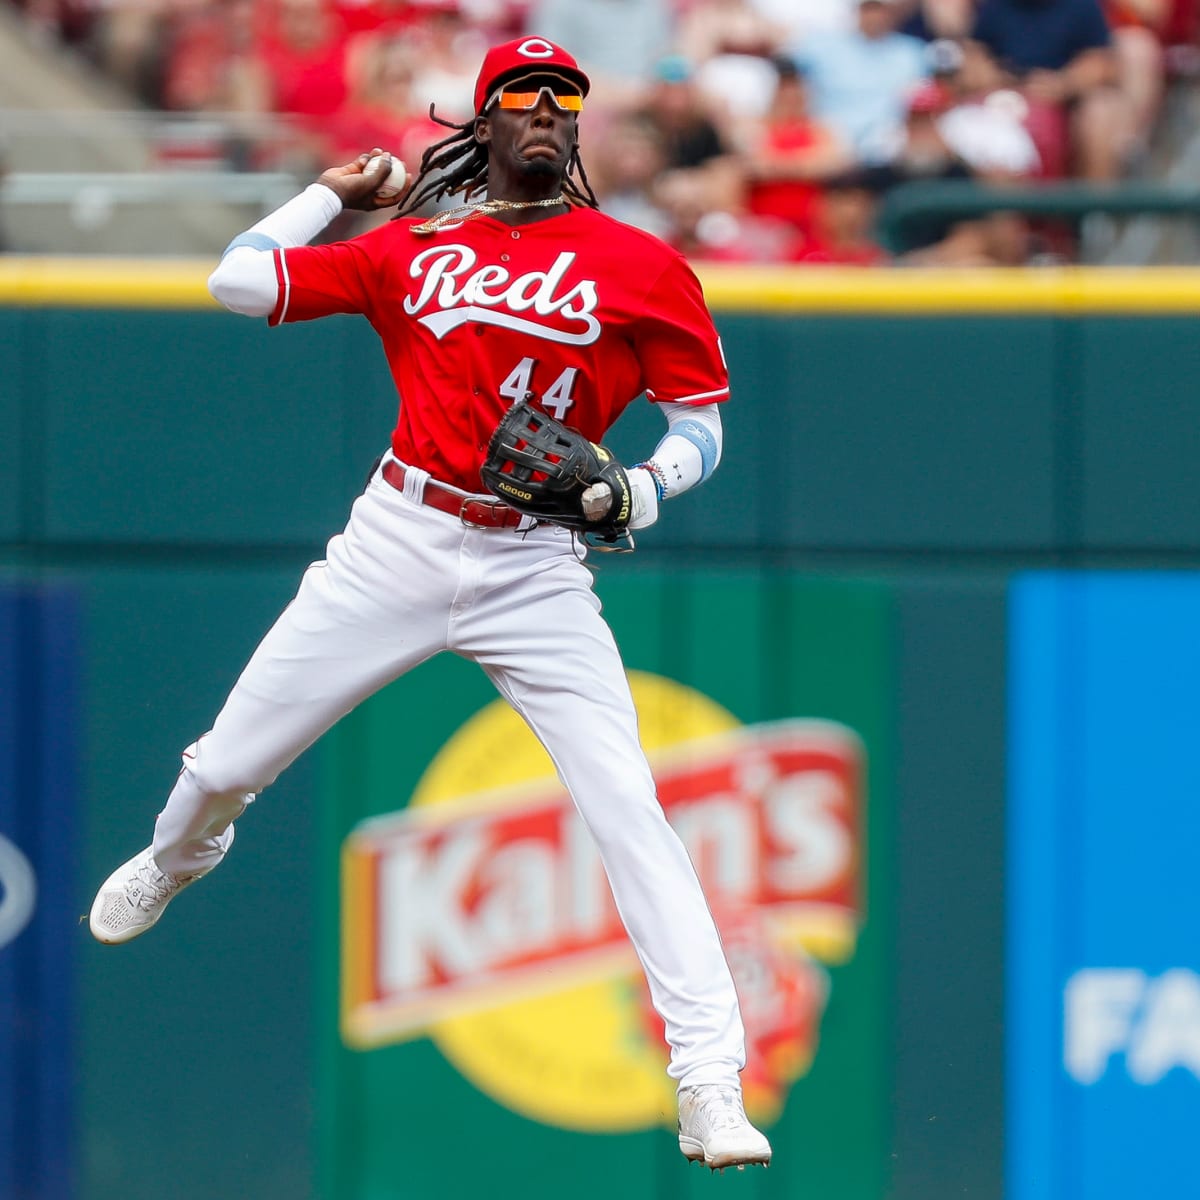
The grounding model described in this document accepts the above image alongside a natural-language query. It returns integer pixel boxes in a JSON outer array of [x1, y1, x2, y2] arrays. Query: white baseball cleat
[[677, 1083, 773, 1170], [89, 847, 207, 944]]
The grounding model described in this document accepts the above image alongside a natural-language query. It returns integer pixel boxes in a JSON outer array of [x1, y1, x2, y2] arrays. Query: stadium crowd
[[8, 0, 1200, 263]]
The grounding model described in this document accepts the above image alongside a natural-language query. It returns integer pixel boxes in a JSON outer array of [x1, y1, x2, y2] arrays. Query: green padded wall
[[6, 262, 1200, 1200]]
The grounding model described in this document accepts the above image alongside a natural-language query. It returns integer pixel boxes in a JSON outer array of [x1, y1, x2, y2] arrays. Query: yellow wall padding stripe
[[2, 257, 1200, 314], [0, 257, 218, 309], [696, 265, 1200, 313]]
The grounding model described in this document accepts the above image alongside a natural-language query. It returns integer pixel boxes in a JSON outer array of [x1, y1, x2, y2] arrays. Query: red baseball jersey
[[269, 205, 729, 492]]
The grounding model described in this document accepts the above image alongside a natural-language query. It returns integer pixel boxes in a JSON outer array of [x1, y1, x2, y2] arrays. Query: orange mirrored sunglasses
[[491, 83, 583, 112]]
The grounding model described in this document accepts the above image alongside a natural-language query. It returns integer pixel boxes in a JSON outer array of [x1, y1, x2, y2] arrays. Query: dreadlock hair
[[394, 105, 600, 219]]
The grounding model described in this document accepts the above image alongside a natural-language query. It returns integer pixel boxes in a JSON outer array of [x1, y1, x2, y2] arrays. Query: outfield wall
[[2, 261, 1199, 1200]]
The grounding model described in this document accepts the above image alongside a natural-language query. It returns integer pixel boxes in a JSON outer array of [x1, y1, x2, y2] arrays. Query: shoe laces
[[129, 859, 182, 910], [691, 1086, 749, 1132]]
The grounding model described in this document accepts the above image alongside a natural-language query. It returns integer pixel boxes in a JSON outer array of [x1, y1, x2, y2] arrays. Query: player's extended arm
[[616, 401, 723, 530], [207, 150, 401, 316]]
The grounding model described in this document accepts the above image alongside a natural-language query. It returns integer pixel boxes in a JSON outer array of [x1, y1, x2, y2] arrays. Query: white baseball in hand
[[364, 153, 407, 198], [581, 482, 613, 521]]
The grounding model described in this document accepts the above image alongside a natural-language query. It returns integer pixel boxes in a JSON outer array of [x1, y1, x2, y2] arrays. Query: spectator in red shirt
[[743, 56, 855, 240], [333, 0, 418, 37], [235, 4, 343, 121], [792, 170, 891, 263], [329, 33, 442, 167], [160, 0, 257, 114], [224, 0, 354, 169]]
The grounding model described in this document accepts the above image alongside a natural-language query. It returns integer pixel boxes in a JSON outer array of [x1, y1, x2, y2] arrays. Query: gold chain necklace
[[412, 195, 566, 235]]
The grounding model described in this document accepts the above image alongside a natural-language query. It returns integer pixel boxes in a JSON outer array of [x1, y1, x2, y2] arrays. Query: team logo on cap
[[340, 673, 865, 1131], [517, 38, 556, 58]]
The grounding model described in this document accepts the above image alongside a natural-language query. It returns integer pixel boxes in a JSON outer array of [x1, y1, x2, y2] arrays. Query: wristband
[[634, 461, 668, 502]]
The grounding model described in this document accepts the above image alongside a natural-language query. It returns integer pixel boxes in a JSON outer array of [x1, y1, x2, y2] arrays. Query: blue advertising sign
[[0, 586, 79, 1200], [1008, 572, 1200, 1200]]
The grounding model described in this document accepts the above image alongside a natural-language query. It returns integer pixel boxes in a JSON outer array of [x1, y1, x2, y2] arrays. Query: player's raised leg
[[90, 477, 457, 944], [460, 535, 771, 1168]]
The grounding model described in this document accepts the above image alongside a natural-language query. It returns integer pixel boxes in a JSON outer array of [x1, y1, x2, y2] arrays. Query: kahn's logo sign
[[404, 245, 601, 345], [341, 719, 861, 1044]]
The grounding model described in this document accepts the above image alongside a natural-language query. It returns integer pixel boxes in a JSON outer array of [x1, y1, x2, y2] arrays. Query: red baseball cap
[[473, 36, 591, 115]]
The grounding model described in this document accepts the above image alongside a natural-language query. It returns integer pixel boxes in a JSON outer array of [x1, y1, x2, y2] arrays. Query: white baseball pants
[[150, 460, 746, 1087]]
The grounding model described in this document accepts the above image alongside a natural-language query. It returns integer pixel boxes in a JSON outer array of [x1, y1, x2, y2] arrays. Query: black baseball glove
[[480, 401, 633, 544]]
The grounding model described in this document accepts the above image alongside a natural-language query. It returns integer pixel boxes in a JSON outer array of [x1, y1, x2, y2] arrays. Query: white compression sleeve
[[207, 183, 343, 317], [640, 402, 724, 499], [240, 182, 343, 247]]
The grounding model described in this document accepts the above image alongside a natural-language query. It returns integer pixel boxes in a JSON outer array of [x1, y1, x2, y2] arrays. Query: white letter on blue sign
[[1064, 968, 1200, 1084], [1064, 969, 1145, 1083], [1126, 969, 1200, 1084]]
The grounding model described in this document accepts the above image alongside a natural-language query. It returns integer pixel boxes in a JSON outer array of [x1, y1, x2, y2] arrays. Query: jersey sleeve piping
[[646, 385, 730, 404], [268, 247, 290, 327]]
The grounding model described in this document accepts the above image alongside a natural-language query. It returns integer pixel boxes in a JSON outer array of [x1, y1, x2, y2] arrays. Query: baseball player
[[89, 36, 771, 1170]]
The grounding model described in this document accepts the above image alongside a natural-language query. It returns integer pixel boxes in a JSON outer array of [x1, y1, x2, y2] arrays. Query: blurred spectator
[[677, 0, 788, 61], [897, 208, 1035, 261], [742, 56, 856, 239], [864, 74, 1039, 259], [230, 0, 351, 115], [86, 0, 171, 104], [852, 80, 973, 253], [679, 0, 790, 126], [899, 0, 977, 39], [587, 111, 676, 237], [634, 55, 744, 215], [662, 191, 805, 262], [18, 0, 94, 47], [926, 38, 1042, 175], [1161, 0, 1200, 72], [968, 0, 1130, 178], [222, 0, 355, 169], [792, 170, 891, 262], [329, 32, 443, 164], [640, 55, 729, 163], [792, 0, 930, 164], [750, 0, 858, 41], [603, 41, 816, 265], [6, 0, 1178, 264], [886, 77, 974, 178], [1104, 0, 1170, 163], [159, 0, 255, 112], [523, 0, 674, 111], [407, 2, 489, 123], [333, 0, 415, 37]]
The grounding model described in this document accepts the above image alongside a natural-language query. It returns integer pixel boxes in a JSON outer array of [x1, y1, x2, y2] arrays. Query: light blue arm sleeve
[[663, 411, 720, 480], [636, 402, 723, 499]]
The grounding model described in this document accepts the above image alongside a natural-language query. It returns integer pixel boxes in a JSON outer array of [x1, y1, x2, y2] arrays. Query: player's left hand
[[585, 468, 659, 530], [317, 149, 406, 212]]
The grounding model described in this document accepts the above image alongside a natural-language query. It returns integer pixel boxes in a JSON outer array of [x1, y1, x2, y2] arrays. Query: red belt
[[381, 459, 525, 530]]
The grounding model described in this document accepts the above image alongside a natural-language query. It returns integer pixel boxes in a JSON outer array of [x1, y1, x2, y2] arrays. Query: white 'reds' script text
[[405, 246, 602, 344]]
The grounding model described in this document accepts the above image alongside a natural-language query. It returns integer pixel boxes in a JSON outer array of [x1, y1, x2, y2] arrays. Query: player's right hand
[[318, 149, 404, 212]]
